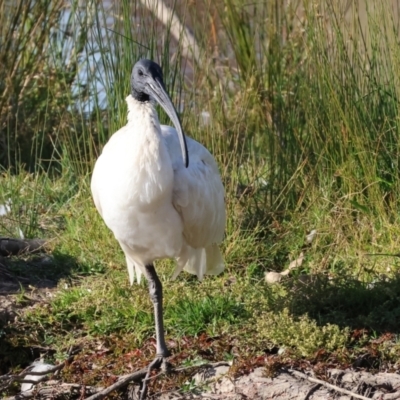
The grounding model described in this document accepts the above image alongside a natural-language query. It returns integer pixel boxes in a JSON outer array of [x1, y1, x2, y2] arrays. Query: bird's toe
[[139, 355, 172, 400]]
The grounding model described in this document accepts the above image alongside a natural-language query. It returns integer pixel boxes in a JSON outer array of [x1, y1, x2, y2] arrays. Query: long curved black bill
[[147, 78, 189, 168]]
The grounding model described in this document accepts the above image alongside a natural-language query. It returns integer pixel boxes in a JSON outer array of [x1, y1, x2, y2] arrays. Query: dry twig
[[84, 367, 148, 400], [288, 369, 372, 400]]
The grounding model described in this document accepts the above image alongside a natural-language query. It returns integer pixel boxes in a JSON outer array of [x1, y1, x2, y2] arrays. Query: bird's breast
[[90, 96, 187, 265]]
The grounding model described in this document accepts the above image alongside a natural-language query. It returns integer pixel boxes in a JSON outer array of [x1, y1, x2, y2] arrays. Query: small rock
[[265, 271, 282, 284], [193, 363, 230, 385], [21, 361, 54, 392], [306, 229, 317, 243]]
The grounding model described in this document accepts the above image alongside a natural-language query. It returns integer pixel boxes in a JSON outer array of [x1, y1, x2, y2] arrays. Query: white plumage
[[90, 59, 225, 398], [91, 94, 225, 284]]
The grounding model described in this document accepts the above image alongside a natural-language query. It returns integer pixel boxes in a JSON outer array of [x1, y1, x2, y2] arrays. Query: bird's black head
[[131, 59, 165, 102], [130, 59, 189, 168]]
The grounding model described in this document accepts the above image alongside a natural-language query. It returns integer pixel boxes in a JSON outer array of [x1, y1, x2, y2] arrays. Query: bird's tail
[[173, 244, 224, 281], [125, 256, 144, 285]]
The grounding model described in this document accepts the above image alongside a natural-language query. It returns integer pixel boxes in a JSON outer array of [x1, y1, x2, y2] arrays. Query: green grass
[[2, 0, 400, 395]]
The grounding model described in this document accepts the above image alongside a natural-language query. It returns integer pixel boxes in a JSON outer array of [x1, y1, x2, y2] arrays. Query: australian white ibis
[[91, 59, 225, 398]]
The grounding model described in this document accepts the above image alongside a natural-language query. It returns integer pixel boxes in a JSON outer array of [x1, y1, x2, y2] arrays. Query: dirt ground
[[2, 257, 400, 400], [151, 365, 400, 399]]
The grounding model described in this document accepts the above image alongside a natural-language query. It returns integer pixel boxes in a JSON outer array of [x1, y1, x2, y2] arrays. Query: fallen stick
[[84, 367, 148, 400], [288, 369, 372, 400]]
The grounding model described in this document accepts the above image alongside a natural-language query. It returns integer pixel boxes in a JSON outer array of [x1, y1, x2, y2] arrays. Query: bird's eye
[[138, 69, 144, 76]]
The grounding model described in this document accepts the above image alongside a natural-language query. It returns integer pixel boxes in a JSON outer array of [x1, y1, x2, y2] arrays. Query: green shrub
[[257, 308, 350, 357]]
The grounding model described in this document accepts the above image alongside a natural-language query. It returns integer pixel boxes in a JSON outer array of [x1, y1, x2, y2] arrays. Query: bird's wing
[[161, 125, 226, 249], [91, 158, 103, 218], [91, 131, 122, 219]]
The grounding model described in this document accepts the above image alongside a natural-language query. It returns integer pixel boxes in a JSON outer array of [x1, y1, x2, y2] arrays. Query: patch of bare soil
[[174, 366, 400, 400]]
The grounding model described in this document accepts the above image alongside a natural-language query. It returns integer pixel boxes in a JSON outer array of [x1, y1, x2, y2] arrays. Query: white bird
[[91, 59, 225, 398]]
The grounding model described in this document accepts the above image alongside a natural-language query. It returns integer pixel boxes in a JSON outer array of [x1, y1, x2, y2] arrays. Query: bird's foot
[[139, 356, 171, 400]]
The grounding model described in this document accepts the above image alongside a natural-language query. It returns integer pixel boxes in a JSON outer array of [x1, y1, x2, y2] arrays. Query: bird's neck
[[126, 94, 158, 128], [126, 95, 161, 141], [125, 93, 170, 168], [124, 95, 173, 204]]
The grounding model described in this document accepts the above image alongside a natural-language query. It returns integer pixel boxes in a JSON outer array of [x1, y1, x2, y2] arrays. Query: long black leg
[[139, 264, 170, 400]]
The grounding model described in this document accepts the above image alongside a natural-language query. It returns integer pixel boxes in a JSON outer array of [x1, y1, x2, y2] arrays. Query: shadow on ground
[[0, 251, 79, 374], [0, 251, 78, 295], [280, 272, 400, 334]]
